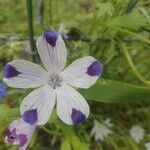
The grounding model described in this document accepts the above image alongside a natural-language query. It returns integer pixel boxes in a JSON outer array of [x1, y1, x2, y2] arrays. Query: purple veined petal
[[5, 118, 36, 150], [56, 84, 89, 125], [3, 59, 49, 89], [20, 85, 56, 125], [62, 56, 103, 89], [43, 30, 59, 47], [36, 30, 67, 72]]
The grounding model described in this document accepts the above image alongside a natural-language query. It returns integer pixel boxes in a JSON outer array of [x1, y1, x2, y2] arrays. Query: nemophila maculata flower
[[0, 82, 7, 100], [3, 29, 103, 125], [5, 118, 35, 150]]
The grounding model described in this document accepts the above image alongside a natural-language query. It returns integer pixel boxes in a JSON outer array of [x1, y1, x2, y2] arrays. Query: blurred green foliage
[[0, 0, 150, 149]]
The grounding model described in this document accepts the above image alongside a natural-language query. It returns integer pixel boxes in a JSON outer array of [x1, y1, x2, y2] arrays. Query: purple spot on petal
[[6, 128, 17, 143], [43, 30, 59, 47], [18, 134, 28, 147], [3, 64, 21, 78], [6, 129, 11, 138], [71, 108, 86, 124], [87, 61, 103, 76], [22, 109, 38, 125]]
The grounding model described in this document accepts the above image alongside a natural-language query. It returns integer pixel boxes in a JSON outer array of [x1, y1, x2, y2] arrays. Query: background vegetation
[[0, 0, 150, 149]]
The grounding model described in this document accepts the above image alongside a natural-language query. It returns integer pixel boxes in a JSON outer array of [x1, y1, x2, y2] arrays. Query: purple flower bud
[[5, 118, 36, 150]]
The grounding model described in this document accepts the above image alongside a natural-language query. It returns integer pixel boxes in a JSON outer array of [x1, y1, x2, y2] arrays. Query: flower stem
[[26, 0, 38, 63], [118, 28, 150, 44], [41, 126, 62, 136], [120, 42, 150, 85], [37, 0, 44, 25]]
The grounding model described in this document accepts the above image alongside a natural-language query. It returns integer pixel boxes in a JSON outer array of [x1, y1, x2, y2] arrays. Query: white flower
[[91, 120, 112, 141], [5, 118, 36, 150], [145, 142, 150, 150], [129, 125, 145, 143], [104, 118, 114, 128], [3, 30, 103, 125]]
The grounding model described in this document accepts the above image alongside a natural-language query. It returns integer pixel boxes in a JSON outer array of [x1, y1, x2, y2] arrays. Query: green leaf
[[60, 124, 89, 150], [106, 12, 147, 30], [79, 79, 150, 103], [126, 0, 138, 13], [67, 135, 89, 150], [61, 139, 71, 150], [0, 105, 19, 124], [97, 2, 114, 17]]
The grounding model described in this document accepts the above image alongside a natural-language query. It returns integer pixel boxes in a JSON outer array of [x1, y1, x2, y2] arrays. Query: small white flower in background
[[129, 125, 145, 143], [3, 30, 103, 126], [5, 118, 36, 150], [145, 142, 150, 150], [91, 119, 112, 141], [104, 118, 114, 128]]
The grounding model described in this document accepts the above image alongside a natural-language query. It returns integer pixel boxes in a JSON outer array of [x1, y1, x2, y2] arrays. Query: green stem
[[101, 22, 150, 44], [41, 126, 62, 136], [48, 0, 52, 26], [118, 28, 150, 44], [26, 0, 38, 63], [120, 42, 150, 85], [37, 0, 44, 25]]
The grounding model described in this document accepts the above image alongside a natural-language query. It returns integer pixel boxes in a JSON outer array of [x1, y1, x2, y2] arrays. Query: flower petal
[[3, 59, 49, 88], [36, 30, 67, 73], [5, 118, 35, 150], [62, 56, 103, 89], [56, 84, 89, 125], [20, 85, 56, 125]]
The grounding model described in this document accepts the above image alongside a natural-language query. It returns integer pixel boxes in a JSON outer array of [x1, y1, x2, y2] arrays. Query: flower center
[[48, 74, 62, 89]]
